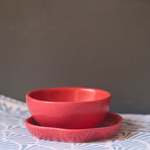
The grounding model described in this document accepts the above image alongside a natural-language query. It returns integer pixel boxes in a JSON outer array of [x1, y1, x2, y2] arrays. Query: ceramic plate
[[25, 112, 122, 142]]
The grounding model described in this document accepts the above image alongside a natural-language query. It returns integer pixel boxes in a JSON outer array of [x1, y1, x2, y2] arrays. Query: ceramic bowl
[[26, 87, 111, 129]]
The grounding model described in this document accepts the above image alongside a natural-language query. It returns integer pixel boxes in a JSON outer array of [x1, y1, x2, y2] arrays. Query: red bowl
[[26, 87, 111, 129]]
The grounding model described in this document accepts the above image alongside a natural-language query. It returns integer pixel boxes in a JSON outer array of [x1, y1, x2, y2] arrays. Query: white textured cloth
[[0, 95, 150, 150]]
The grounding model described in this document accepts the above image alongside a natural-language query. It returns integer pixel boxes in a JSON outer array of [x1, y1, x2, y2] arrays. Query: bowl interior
[[28, 87, 110, 102]]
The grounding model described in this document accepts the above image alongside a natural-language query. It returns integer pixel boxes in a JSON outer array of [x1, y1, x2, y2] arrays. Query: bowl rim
[[26, 87, 111, 104]]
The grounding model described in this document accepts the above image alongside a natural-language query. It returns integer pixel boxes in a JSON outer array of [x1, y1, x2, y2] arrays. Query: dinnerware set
[[25, 87, 122, 142]]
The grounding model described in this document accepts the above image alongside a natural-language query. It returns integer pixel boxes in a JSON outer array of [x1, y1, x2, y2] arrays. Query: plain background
[[0, 0, 150, 114]]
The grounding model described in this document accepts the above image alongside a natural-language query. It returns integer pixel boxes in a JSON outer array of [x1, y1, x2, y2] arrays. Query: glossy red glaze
[[25, 112, 122, 142], [26, 87, 111, 129]]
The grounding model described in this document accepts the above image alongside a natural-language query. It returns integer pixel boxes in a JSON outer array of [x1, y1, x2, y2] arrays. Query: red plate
[[25, 112, 122, 142]]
